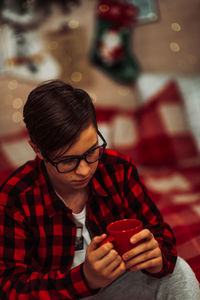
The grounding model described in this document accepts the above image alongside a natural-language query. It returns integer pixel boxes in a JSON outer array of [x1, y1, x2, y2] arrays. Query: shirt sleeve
[[0, 204, 97, 300], [124, 160, 177, 277]]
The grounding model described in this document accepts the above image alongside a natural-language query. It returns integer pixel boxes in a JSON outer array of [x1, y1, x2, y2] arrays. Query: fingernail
[[123, 254, 129, 260], [130, 237, 136, 244]]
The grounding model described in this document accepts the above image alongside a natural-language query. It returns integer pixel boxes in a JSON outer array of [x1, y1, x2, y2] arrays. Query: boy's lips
[[73, 177, 90, 184]]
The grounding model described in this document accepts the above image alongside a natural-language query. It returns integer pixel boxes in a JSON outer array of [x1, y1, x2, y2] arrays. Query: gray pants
[[83, 257, 200, 300]]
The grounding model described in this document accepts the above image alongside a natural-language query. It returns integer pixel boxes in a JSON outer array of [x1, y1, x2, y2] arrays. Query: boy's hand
[[83, 234, 126, 290], [122, 229, 163, 274]]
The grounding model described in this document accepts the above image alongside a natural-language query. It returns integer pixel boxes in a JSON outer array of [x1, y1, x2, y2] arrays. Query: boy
[[0, 80, 199, 299]]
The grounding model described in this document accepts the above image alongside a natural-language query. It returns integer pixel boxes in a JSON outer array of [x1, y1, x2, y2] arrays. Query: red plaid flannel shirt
[[0, 149, 177, 299]]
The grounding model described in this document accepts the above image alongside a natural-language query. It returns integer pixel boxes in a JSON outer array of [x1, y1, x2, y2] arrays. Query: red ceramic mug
[[101, 219, 143, 256]]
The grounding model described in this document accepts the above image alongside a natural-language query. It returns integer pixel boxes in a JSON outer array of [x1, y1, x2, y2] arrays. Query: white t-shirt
[[55, 191, 91, 269], [71, 206, 91, 269]]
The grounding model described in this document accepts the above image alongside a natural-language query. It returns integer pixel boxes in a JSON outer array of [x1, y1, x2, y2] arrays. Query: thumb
[[87, 233, 107, 253]]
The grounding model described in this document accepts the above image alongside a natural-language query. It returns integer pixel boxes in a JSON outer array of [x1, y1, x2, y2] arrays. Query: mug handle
[[100, 235, 115, 246]]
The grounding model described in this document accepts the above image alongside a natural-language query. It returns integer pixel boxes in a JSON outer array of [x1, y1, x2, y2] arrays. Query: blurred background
[[0, 0, 200, 173]]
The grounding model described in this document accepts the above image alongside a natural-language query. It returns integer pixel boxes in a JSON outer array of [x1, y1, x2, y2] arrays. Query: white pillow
[[137, 73, 200, 150]]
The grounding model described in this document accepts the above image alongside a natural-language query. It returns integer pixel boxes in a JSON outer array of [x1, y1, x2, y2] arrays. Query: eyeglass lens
[[57, 145, 104, 173]]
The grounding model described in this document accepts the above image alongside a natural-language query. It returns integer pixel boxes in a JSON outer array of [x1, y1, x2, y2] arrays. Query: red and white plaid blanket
[[138, 162, 200, 281]]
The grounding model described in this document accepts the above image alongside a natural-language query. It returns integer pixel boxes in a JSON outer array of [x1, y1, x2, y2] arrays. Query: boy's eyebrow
[[86, 140, 99, 152], [55, 140, 99, 160]]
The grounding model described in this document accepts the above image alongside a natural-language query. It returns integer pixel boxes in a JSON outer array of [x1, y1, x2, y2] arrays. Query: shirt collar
[[89, 176, 108, 198], [37, 159, 71, 218]]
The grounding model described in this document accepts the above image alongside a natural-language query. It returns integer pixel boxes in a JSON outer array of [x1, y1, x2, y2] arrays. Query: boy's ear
[[28, 140, 43, 160]]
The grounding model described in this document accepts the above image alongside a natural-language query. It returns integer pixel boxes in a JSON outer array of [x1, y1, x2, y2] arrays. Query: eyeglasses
[[45, 130, 107, 173]]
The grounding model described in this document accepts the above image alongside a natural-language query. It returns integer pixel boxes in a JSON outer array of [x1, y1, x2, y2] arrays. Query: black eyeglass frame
[[45, 130, 107, 173]]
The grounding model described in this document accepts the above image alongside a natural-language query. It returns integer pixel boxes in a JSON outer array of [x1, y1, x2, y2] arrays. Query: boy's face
[[43, 124, 99, 193]]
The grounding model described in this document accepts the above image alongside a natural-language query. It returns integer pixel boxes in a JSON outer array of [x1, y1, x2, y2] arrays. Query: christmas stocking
[[90, 0, 140, 84]]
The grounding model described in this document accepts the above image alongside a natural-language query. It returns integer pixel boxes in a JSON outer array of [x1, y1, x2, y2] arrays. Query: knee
[[171, 257, 200, 291], [157, 257, 200, 299], [174, 257, 198, 281]]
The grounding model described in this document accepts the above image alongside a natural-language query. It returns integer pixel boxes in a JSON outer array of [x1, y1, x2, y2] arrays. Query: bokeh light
[[170, 42, 180, 52], [71, 71, 82, 82], [12, 98, 23, 109], [171, 22, 181, 32], [8, 80, 18, 90], [12, 112, 23, 123]]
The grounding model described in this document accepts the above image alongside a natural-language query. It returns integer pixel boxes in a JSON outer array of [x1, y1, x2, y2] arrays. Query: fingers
[[87, 234, 107, 253], [84, 237, 126, 289], [102, 249, 121, 270], [123, 229, 157, 261], [122, 229, 163, 273], [87, 239, 114, 262], [109, 260, 126, 278], [125, 247, 161, 270], [93, 249, 124, 274], [129, 229, 153, 245], [130, 256, 163, 272]]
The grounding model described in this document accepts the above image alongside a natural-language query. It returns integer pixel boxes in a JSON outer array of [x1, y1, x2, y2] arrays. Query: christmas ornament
[[90, 0, 140, 85]]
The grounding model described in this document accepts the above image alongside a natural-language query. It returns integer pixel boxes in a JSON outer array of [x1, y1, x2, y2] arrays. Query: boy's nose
[[75, 159, 90, 176]]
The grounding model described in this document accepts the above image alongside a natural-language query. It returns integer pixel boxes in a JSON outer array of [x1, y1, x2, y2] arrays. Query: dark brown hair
[[23, 80, 97, 157]]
